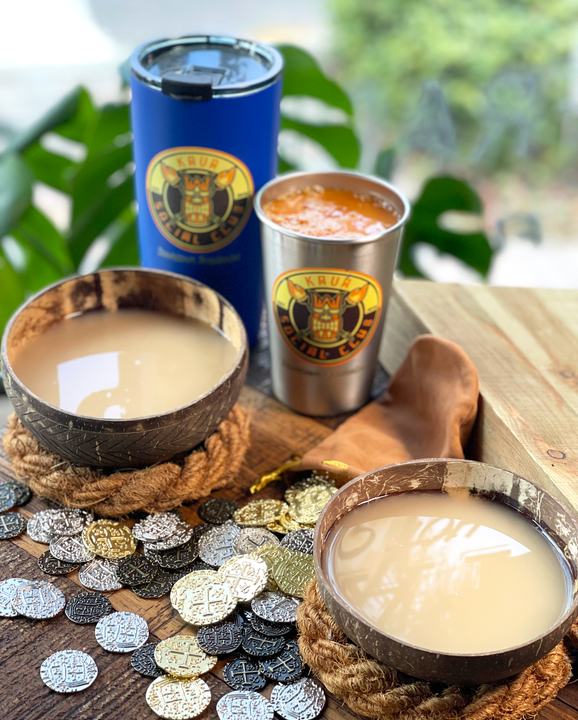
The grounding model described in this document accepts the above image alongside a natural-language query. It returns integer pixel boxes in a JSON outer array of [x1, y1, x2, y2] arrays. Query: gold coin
[[170, 570, 236, 625], [154, 635, 216, 678], [170, 570, 219, 609], [233, 500, 289, 528], [250, 544, 284, 566], [171, 569, 218, 597], [83, 520, 136, 559], [289, 485, 337, 525], [272, 548, 315, 599], [146, 675, 211, 720], [218, 555, 268, 602], [279, 512, 303, 532], [248, 546, 283, 592], [285, 476, 336, 504], [265, 519, 286, 534]]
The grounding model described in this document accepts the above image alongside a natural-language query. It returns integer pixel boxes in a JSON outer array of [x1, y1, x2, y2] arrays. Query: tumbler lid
[[130, 35, 283, 100]]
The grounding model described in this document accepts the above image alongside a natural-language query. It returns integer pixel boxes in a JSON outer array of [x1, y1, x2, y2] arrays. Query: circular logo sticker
[[146, 146, 254, 253], [272, 268, 382, 365]]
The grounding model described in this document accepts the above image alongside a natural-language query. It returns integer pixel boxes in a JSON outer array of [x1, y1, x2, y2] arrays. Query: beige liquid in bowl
[[10, 309, 238, 419], [324, 491, 571, 654]]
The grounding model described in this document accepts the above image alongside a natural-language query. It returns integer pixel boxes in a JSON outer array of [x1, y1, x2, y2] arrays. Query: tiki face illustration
[[161, 164, 235, 227], [288, 279, 368, 342]]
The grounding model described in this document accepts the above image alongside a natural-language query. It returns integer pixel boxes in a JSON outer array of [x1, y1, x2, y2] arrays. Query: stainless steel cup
[[255, 171, 410, 416]]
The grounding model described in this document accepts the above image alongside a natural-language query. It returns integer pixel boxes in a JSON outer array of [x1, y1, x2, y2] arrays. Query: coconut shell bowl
[[0, 268, 248, 469], [314, 458, 578, 685]]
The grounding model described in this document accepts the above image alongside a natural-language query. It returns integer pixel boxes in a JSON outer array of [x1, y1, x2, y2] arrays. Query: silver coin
[[198, 523, 241, 567], [234, 528, 280, 555], [270, 679, 326, 720], [79, 558, 122, 592], [0, 484, 17, 512], [280, 529, 315, 555], [218, 556, 268, 602], [217, 691, 274, 720], [132, 512, 180, 542], [11, 580, 66, 619], [95, 611, 149, 652], [40, 649, 98, 693], [251, 592, 301, 623], [0, 577, 29, 617], [27, 514, 55, 544], [143, 522, 194, 551], [50, 534, 95, 564], [36, 508, 93, 538]]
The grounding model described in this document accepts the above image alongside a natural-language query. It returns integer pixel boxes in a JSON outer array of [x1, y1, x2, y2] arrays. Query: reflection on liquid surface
[[324, 491, 570, 653], [11, 309, 237, 419]]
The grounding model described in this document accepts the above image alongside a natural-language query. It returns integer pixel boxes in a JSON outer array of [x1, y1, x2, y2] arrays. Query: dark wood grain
[[0, 344, 576, 720]]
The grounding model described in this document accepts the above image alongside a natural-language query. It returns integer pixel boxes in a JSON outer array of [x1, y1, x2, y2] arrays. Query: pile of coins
[[215, 679, 326, 720], [0, 479, 31, 541], [26, 505, 210, 597], [0, 576, 66, 620], [0, 472, 336, 719], [235, 475, 338, 535]]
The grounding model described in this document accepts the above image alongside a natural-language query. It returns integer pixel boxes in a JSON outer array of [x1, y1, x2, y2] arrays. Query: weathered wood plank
[[538, 698, 578, 720], [558, 680, 578, 711], [380, 281, 578, 513]]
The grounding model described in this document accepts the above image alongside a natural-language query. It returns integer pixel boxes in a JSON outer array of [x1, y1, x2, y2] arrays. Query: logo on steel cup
[[146, 147, 254, 253], [272, 268, 382, 365]]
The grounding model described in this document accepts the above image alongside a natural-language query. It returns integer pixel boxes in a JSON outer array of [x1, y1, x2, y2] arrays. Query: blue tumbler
[[130, 36, 283, 345]]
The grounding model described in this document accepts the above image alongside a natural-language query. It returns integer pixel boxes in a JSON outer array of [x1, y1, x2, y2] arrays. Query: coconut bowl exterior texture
[[1, 268, 248, 469], [314, 458, 578, 685]]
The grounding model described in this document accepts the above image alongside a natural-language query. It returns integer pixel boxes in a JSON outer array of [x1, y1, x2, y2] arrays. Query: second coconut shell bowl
[[314, 458, 578, 685]]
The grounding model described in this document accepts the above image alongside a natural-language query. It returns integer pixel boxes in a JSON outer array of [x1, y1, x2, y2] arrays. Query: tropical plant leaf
[[399, 176, 492, 277], [2, 87, 88, 155], [374, 148, 396, 181], [278, 156, 296, 173], [0, 245, 25, 332], [53, 88, 97, 144], [85, 103, 131, 160], [71, 143, 133, 221], [280, 118, 359, 168], [278, 45, 354, 115], [67, 176, 134, 265], [12, 206, 73, 273], [9, 237, 65, 294], [0, 154, 34, 239], [23, 143, 79, 193], [100, 214, 139, 267]]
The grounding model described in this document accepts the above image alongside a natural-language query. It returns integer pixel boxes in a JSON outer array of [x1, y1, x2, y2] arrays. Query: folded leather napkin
[[297, 334, 479, 480]]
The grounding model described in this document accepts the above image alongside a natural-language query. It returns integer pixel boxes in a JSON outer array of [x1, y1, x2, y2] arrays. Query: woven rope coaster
[[297, 580, 575, 720], [2, 405, 249, 517]]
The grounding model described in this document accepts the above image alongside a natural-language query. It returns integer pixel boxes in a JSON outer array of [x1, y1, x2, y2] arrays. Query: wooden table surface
[[1, 281, 577, 720]]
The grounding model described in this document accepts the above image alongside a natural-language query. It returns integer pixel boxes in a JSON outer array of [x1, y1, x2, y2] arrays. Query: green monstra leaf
[[281, 117, 360, 168], [399, 176, 492, 277], [278, 45, 354, 115], [0, 154, 34, 239]]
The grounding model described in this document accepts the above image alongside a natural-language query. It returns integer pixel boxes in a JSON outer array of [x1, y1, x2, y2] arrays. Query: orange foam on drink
[[263, 186, 399, 239]]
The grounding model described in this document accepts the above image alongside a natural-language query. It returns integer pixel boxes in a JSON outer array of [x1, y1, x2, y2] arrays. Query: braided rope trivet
[[297, 580, 574, 720], [2, 405, 249, 517]]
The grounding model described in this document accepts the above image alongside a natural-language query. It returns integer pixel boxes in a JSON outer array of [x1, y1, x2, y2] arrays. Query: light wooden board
[[380, 281, 578, 513]]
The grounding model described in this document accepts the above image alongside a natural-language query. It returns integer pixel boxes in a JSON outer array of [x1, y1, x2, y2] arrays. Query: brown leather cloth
[[298, 335, 479, 480]]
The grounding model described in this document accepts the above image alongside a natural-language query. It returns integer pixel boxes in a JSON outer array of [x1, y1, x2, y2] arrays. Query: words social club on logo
[[272, 268, 383, 365], [146, 147, 254, 253]]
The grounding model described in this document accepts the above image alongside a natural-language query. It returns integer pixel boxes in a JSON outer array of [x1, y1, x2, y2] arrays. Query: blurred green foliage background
[[332, 0, 578, 173]]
